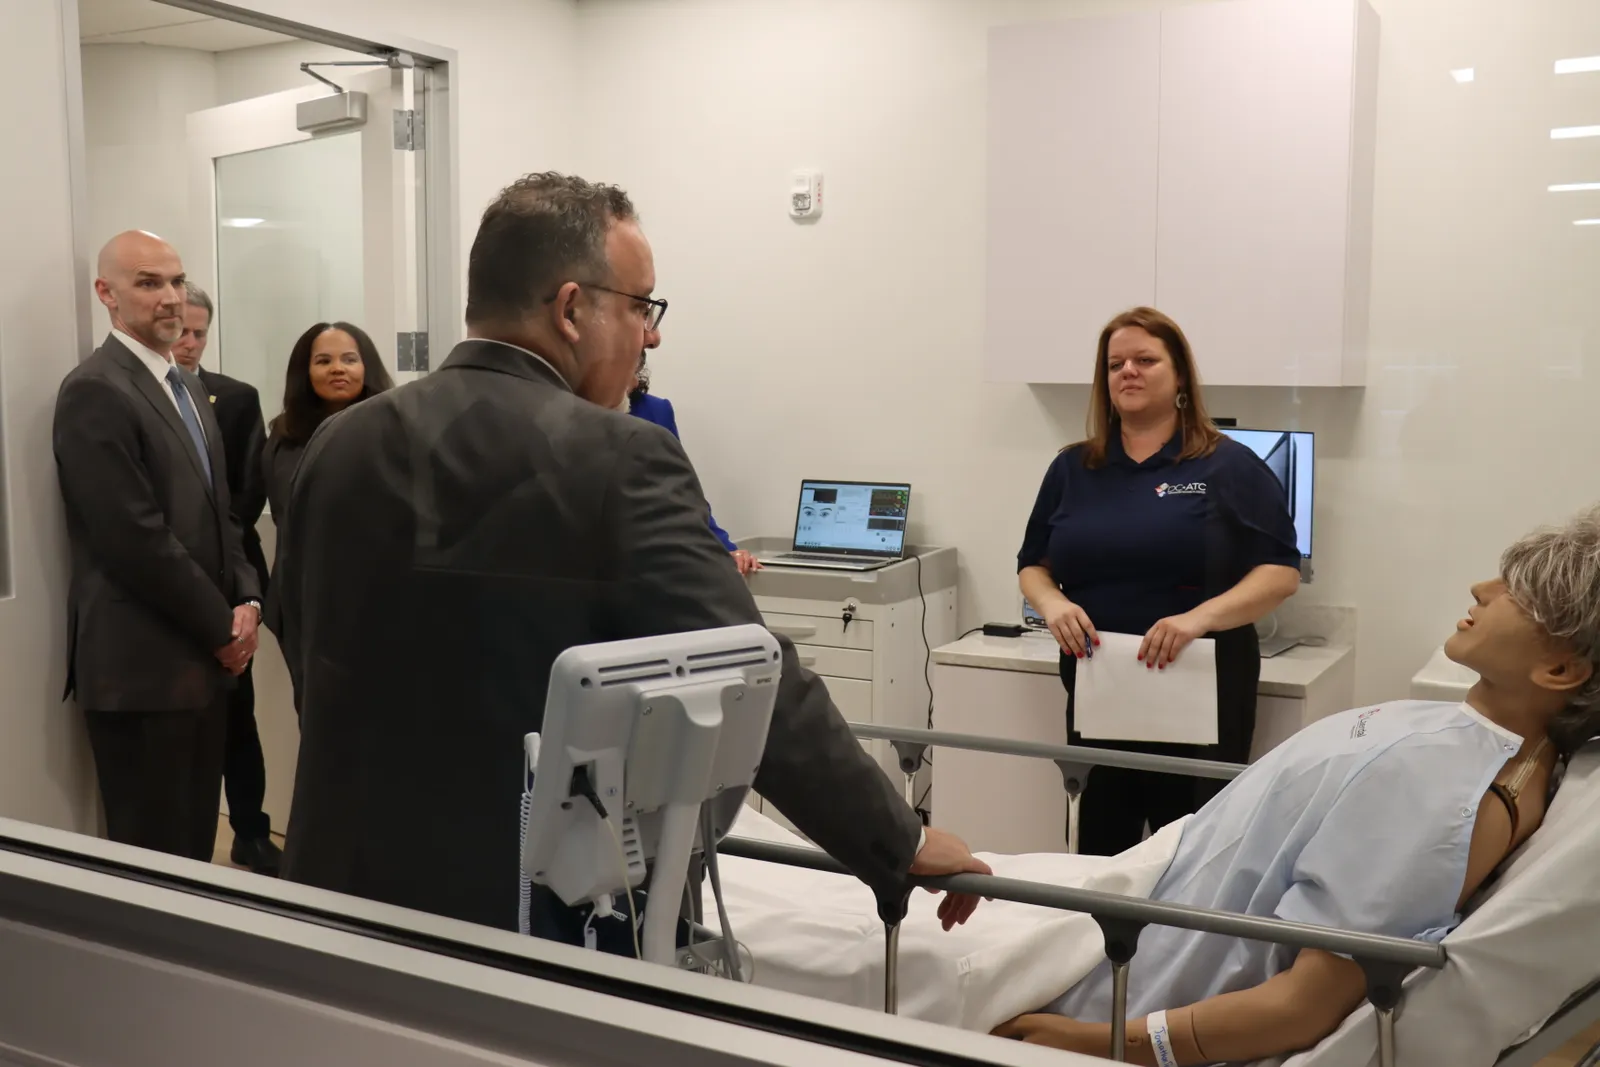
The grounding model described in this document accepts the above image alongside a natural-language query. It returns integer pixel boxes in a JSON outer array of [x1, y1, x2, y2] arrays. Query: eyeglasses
[[572, 281, 669, 331]]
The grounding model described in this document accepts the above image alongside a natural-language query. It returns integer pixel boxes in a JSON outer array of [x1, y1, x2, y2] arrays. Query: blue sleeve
[[657, 397, 681, 440], [1274, 742, 1480, 943], [1215, 444, 1301, 569], [646, 395, 734, 550], [1017, 452, 1069, 573], [706, 510, 737, 552]]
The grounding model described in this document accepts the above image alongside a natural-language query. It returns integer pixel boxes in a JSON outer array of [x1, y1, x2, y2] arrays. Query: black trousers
[[223, 662, 271, 841], [1062, 626, 1260, 856], [85, 701, 228, 862]]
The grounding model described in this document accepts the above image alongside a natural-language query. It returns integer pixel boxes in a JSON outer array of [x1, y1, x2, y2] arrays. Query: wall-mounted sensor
[[789, 169, 823, 220]]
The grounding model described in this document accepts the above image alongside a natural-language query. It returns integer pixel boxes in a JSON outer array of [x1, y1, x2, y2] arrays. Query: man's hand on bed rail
[[911, 827, 994, 930]]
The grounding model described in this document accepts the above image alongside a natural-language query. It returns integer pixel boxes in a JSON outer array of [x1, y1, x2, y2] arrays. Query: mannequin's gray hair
[[1502, 504, 1600, 754]]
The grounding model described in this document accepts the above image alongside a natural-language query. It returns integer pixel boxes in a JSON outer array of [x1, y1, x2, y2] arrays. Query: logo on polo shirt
[[1154, 481, 1207, 498]]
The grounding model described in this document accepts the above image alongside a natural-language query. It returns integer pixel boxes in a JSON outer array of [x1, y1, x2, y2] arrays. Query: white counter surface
[[931, 632, 1352, 699]]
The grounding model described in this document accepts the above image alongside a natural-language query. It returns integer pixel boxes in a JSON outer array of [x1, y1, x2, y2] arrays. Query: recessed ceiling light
[[1555, 56, 1600, 75], [1450, 68, 1475, 83], [1576, 219, 1600, 226], [1552, 126, 1600, 140], [1549, 183, 1600, 193]]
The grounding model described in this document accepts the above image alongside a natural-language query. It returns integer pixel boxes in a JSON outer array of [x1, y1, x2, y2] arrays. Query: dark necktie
[[165, 364, 213, 485]]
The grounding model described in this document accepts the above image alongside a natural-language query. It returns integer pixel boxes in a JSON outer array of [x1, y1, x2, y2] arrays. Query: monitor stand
[[1259, 636, 1304, 659]]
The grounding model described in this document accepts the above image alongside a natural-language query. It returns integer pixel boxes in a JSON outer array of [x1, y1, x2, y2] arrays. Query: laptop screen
[[792, 481, 911, 557]]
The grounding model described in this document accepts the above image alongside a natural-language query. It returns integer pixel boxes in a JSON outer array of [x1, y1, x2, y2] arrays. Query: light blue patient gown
[[1051, 700, 1522, 1022]]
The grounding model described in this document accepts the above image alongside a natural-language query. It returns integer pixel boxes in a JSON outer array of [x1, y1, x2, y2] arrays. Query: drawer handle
[[797, 654, 817, 667], [771, 623, 817, 639]]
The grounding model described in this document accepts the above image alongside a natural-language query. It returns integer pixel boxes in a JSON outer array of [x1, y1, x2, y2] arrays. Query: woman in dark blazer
[[625, 354, 758, 575], [262, 321, 394, 636], [1018, 307, 1302, 855]]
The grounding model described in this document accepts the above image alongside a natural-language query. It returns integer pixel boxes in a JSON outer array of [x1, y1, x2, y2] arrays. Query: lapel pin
[[209, 395, 217, 403]]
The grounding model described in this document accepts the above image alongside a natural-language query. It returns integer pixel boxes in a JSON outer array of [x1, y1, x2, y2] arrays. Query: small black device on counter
[[982, 622, 1025, 638]]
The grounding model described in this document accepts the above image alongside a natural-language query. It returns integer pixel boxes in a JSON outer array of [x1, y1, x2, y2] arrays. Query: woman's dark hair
[[1076, 306, 1223, 468], [270, 321, 395, 444]]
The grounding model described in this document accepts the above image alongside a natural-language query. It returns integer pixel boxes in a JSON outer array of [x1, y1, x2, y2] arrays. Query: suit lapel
[[105, 340, 217, 501]]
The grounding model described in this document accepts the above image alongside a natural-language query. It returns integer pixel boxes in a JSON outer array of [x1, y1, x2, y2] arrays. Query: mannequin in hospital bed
[[993, 507, 1600, 1064]]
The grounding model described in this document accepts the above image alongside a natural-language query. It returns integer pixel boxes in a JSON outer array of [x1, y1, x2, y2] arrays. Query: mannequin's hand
[[992, 1014, 1101, 1052]]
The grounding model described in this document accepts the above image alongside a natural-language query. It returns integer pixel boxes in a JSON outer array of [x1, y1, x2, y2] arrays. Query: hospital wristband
[[1147, 1011, 1179, 1067]]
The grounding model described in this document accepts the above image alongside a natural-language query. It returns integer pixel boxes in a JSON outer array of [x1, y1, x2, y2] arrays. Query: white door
[[184, 67, 424, 846], [186, 66, 424, 404]]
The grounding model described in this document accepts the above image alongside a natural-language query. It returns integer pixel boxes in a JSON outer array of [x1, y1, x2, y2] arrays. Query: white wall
[[574, 0, 1600, 707], [0, 0, 101, 832], [80, 43, 218, 337]]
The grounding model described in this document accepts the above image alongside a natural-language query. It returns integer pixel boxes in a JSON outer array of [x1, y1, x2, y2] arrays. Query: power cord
[[913, 553, 936, 823], [914, 552, 932, 730], [573, 767, 642, 961]]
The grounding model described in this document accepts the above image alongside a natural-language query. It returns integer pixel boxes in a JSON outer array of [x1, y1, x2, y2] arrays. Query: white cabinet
[[1155, 0, 1380, 387], [739, 545, 959, 837], [985, 0, 1380, 387], [985, 13, 1161, 385]]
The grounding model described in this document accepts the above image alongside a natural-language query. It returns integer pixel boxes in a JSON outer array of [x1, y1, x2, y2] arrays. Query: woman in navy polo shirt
[[1018, 307, 1302, 855], [625, 353, 761, 575]]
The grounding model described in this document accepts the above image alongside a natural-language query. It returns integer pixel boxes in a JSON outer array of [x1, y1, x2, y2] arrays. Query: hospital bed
[[711, 723, 1600, 1067]]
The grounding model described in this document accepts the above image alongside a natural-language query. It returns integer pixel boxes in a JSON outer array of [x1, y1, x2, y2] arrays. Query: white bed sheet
[[703, 807, 1185, 1032]]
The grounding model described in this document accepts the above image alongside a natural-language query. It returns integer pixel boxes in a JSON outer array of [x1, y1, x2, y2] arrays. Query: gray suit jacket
[[53, 335, 260, 711], [276, 338, 921, 930]]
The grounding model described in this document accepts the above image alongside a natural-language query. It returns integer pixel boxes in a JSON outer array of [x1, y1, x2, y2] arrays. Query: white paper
[[1071, 631, 1218, 745]]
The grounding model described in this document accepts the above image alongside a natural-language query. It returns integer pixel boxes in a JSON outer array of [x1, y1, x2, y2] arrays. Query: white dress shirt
[[113, 327, 206, 444]]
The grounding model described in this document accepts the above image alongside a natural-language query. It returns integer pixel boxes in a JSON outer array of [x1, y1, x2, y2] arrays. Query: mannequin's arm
[[995, 948, 1364, 1063], [997, 792, 1518, 1062]]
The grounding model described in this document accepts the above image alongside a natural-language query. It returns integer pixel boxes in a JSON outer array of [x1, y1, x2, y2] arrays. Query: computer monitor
[[1219, 428, 1314, 560], [791, 480, 911, 559]]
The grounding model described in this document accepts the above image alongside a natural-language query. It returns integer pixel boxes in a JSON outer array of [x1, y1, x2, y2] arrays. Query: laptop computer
[[758, 480, 912, 572]]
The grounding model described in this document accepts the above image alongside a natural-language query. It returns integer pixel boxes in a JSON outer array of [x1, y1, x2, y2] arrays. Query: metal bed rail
[[718, 835, 1442, 1067], [1491, 977, 1600, 1067], [848, 722, 1245, 855]]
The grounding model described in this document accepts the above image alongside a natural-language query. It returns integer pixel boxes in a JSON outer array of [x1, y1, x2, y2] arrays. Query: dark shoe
[[231, 836, 283, 876]]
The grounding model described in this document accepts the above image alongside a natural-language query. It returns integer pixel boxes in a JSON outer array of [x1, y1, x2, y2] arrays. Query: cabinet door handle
[[797, 654, 817, 667], [770, 623, 817, 639]]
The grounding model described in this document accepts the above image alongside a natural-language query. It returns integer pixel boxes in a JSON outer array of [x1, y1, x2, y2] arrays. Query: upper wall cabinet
[[985, 0, 1380, 387]]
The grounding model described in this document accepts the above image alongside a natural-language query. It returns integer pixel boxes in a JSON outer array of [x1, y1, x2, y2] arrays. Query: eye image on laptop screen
[[794, 482, 910, 555]]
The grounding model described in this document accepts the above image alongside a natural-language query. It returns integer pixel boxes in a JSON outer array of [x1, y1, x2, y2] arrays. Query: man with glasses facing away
[[274, 172, 991, 948], [171, 284, 281, 876]]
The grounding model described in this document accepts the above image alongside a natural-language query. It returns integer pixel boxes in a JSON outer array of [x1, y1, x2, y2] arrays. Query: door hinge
[[396, 331, 430, 372], [393, 108, 424, 151]]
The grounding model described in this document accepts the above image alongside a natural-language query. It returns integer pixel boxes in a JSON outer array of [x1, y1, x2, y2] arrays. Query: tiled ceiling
[[79, 0, 294, 51]]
